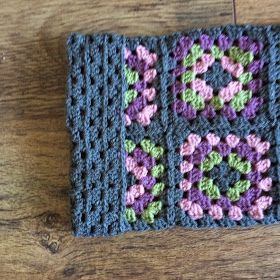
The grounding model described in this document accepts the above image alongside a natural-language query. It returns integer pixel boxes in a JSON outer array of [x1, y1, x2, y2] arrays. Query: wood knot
[[43, 211, 60, 228], [63, 267, 76, 277], [39, 231, 60, 254]]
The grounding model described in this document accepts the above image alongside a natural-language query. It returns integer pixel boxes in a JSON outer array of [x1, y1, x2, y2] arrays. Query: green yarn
[[229, 47, 254, 66], [125, 66, 139, 85], [197, 177, 220, 199], [183, 44, 203, 67], [140, 139, 155, 154], [234, 180, 251, 193], [200, 151, 222, 171], [227, 180, 251, 201], [124, 90, 138, 108], [150, 146, 164, 159], [183, 54, 197, 67], [181, 71, 196, 83], [211, 96, 224, 110], [125, 139, 136, 153], [227, 188, 240, 201], [230, 90, 252, 112], [228, 153, 251, 174], [151, 164, 165, 178], [181, 89, 205, 110], [211, 45, 224, 59], [151, 183, 165, 196], [239, 72, 253, 84], [125, 208, 136, 223], [191, 44, 203, 59], [142, 201, 162, 224]]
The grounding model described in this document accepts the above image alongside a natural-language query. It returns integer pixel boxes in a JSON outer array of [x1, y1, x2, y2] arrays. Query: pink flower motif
[[206, 133, 220, 146], [137, 104, 157, 126], [187, 133, 201, 147], [188, 203, 204, 220], [209, 205, 223, 220], [126, 184, 145, 205], [179, 179, 192, 191], [255, 159, 271, 173], [249, 205, 264, 220], [258, 178, 272, 191], [180, 161, 194, 173], [228, 206, 243, 221], [255, 141, 270, 154], [219, 81, 242, 102], [142, 88, 156, 102], [255, 196, 272, 210], [246, 134, 261, 148], [144, 69, 157, 82], [225, 134, 240, 148], [180, 143, 195, 156], [180, 199, 192, 211]]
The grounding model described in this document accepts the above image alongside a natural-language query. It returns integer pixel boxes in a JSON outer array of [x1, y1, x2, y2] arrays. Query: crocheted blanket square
[[67, 25, 280, 237]]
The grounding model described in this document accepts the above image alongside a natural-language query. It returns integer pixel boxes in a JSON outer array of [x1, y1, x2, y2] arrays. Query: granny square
[[67, 25, 280, 236]]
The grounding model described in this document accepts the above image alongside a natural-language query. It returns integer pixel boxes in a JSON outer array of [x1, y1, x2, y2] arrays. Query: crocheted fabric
[[66, 25, 280, 237]]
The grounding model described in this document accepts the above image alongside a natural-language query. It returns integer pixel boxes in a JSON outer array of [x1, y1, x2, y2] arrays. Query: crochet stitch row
[[67, 25, 280, 236]]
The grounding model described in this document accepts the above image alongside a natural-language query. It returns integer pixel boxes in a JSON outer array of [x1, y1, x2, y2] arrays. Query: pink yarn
[[180, 161, 194, 173], [258, 178, 272, 191], [255, 159, 271, 173], [144, 69, 157, 82], [219, 81, 242, 102], [142, 88, 156, 102], [137, 104, 158, 126], [209, 205, 223, 220], [206, 133, 220, 146], [228, 206, 243, 221], [191, 79, 213, 101], [188, 203, 204, 220], [221, 56, 244, 78], [179, 179, 192, 191], [180, 143, 195, 156], [187, 133, 201, 147], [225, 134, 240, 148], [126, 184, 145, 205]]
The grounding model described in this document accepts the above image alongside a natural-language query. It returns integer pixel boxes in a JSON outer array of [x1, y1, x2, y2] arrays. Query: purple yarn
[[188, 168, 203, 183], [217, 196, 232, 210], [239, 36, 251, 51], [222, 105, 237, 120], [249, 41, 264, 55], [200, 34, 214, 50], [135, 60, 149, 75], [134, 80, 146, 92], [171, 82, 186, 95], [172, 100, 187, 114], [179, 36, 194, 50], [247, 60, 264, 74], [126, 104, 139, 120], [173, 65, 186, 77], [216, 143, 231, 157], [242, 97, 263, 119], [140, 176, 156, 190], [133, 148, 156, 169], [127, 55, 138, 69], [132, 193, 154, 214], [246, 171, 262, 183], [248, 79, 263, 93], [181, 103, 197, 120], [218, 34, 232, 51], [202, 105, 216, 119], [188, 188, 211, 210], [235, 142, 253, 160]]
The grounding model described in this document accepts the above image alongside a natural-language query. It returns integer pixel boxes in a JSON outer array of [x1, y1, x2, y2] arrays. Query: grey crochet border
[[66, 25, 280, 237]]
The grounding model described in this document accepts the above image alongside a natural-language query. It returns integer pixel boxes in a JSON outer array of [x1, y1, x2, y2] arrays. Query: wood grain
[[0, 0, 279, 279], [235, 0, 280, 24]]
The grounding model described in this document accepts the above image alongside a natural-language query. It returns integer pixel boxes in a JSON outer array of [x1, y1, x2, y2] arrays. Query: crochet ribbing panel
[[67, 25, 280, 237]]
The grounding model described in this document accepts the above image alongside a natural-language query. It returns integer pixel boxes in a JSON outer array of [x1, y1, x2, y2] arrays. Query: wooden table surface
[[1, 1, 280, 279]]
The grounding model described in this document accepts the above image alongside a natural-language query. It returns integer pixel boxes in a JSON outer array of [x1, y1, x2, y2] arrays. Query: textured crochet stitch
[[66, 25, 280, 237]]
